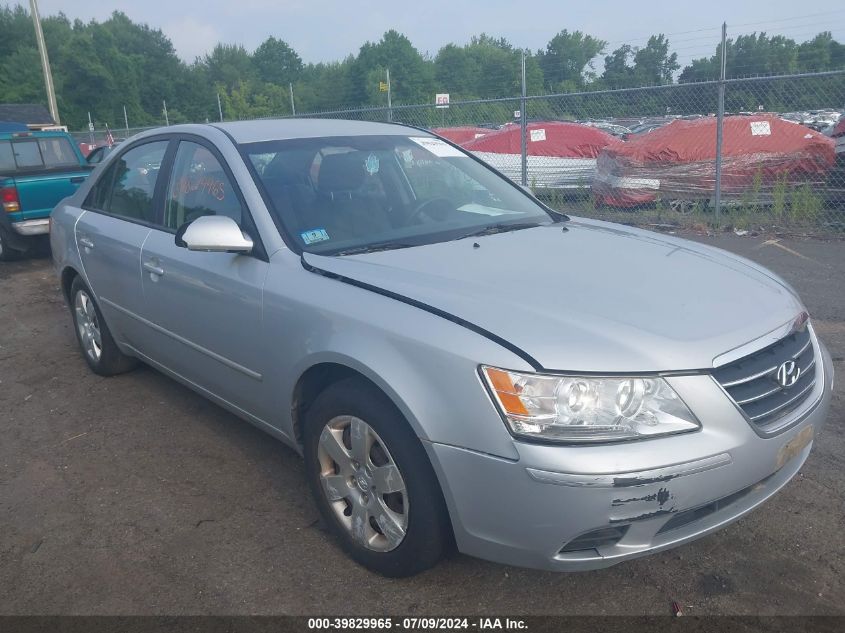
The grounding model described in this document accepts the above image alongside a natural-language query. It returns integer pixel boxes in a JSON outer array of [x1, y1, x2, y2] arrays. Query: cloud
[[162, 16, 220, 62]]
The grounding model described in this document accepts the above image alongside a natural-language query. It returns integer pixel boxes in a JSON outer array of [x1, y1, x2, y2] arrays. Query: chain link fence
[[72, 70, 845, 235], [283, 70, 845, 235]]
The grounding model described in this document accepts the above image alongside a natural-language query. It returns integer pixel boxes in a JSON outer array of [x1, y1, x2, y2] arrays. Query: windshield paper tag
[[301, 228, 330, 245], [409, 137, 466, 157]]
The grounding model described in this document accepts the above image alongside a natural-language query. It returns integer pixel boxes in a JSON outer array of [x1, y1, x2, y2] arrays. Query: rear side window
[[85, 140, 168, 223], [3, 137, 79, 171], [85, 162, 117, 211], [12, 140, 42, 169], [0, 141, 15, 171], [163, 141, 242, 231]]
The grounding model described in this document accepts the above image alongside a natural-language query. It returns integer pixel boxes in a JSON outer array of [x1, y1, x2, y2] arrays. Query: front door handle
[[143, 262, 165, 276], [78, 237, 94, 249], [70, 176, 86, 184]]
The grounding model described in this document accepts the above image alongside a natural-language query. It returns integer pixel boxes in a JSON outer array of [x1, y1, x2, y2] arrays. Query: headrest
[[264, 151, 311, 183], [318, 152, 366, 193]]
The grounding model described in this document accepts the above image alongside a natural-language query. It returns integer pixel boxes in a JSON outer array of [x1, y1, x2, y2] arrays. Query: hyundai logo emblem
[[776, 360, 801, 388]]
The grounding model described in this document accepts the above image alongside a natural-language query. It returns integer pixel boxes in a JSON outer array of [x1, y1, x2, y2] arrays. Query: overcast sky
[[32, 1, 845, 67]]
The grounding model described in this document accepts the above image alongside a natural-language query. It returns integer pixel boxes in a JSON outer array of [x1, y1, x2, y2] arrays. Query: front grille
[[713, 326, 817, 432]]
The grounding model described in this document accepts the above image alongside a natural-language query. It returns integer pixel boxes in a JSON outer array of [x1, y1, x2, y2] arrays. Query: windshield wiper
[[334, 242, 417, 256], [455, 221, 544, 241]]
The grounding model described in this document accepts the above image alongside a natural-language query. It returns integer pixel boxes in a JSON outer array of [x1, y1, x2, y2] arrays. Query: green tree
[[633, 35, 679, 84], [253, 36, 303, 86], [538, 30, 606, 91], [352, 30, 434, 104]]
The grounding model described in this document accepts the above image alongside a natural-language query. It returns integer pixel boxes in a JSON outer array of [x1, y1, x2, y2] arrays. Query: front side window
[[103, 141, 168, 223], [241, 134, 553, 254], [37, 137, 78, 168], [164, 141, 243, 231]]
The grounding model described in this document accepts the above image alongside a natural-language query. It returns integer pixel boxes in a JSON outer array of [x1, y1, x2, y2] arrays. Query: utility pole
[[87, 111, 94, 146], [289, 83, 296, 116], [163, 100, 170, 126], [520, 51, 528, 187], [386, 68, 392, 122], [29, 0, 59, 125], [714, 22, 727, 223], [123, 105, 129, 135], [217, 92, 224, 122]]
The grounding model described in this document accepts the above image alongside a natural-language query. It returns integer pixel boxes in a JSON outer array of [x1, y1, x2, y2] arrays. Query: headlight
[[481, 366, 700, 443]]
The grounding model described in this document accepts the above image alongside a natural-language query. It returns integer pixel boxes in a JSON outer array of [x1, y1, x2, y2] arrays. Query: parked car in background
[[51, 120, 833, 577], [463, 121, 620, 190], [595, 115, 835, 208], [0, 129, 91, 260]]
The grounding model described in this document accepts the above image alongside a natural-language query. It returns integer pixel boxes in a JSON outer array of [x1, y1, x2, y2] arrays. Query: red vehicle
[[594, 115, 836, 208]]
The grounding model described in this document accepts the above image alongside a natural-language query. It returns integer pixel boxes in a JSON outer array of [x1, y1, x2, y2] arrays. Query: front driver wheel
[[304, 377, 451, 577]]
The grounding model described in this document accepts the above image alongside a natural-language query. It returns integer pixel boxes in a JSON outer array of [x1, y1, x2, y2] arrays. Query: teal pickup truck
[[1, 129, 91, 260]]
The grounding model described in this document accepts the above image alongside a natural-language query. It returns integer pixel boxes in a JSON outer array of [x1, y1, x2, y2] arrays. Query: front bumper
[[425, 340, 833, 571]]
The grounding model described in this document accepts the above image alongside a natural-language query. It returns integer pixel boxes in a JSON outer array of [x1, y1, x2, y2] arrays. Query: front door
[[138, 139, 269, 419]]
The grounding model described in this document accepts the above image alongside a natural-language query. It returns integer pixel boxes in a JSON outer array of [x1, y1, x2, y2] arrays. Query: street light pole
[[29, 0, 60, 125]]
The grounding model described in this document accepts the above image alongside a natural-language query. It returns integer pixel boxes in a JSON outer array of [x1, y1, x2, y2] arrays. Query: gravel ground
[[0, 232, 843, 616]]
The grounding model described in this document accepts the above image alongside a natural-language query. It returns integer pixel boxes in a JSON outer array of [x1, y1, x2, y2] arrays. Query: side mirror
[[178, 215, 253, 253]]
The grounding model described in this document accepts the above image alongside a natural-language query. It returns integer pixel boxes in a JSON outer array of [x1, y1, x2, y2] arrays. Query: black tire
[[0, 227, 23, 261], [69, 276, 138, 376], [303, 377, 451, 577]]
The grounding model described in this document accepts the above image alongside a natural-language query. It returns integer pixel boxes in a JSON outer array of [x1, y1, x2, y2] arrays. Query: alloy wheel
[[74, 290, 102, 362]]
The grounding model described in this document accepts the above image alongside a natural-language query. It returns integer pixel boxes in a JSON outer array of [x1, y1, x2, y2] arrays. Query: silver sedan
[[51, 119, 834, 576]]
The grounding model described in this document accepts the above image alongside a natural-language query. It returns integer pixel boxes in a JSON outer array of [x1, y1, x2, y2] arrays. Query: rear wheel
[[70, 277, 138, 376], [303, 377, 451, 577]]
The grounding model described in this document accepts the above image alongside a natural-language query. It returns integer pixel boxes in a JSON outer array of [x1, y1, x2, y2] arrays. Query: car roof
[[212, 118, 432, 144]]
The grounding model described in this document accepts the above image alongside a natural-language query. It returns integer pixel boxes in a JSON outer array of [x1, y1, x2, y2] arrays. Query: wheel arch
[[290, 359, 420, 450], [60, 265, 81, 305]]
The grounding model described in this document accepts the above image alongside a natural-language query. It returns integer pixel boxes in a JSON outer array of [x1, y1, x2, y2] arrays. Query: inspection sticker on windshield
[[364, 153, 380, 175], [409, 136, 465, 157], [301, 228, 330, 245]]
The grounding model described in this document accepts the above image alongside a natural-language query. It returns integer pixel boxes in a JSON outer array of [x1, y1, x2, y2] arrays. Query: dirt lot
[[1, 232, 843, 616]]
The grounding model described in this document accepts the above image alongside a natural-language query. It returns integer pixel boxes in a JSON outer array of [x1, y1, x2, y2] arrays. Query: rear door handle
[[70, 176, 86, 184], [78, 237, 94, 249], [143, 262, 165, 276]]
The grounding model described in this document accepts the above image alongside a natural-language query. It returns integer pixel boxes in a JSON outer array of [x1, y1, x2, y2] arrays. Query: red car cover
[[431, 126, 492, 145], [462, 121, 619, 158], [594, 115, 836, 207]]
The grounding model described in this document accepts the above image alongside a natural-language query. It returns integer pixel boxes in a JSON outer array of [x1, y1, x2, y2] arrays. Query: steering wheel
[[406, 197, 455, 224]]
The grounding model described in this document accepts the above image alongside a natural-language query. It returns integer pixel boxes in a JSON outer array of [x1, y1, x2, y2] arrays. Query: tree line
[[1, 5, 843, 131]]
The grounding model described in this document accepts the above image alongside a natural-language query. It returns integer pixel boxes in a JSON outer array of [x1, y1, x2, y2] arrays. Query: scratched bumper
[[425, 340, 833, 572]]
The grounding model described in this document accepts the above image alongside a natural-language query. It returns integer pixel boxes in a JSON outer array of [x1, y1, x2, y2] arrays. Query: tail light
[[1, 184, 20, 213]]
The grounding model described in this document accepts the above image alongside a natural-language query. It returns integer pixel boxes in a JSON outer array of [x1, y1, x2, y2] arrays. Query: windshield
[[240, 134, 556, 254]]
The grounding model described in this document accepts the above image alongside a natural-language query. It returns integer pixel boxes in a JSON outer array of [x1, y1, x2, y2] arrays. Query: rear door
[[75, 138, 171, 349], [138, 137, 269, 418]]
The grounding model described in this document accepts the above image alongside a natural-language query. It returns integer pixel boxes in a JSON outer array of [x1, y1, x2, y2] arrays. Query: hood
[[303, 219, 804, 372]]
